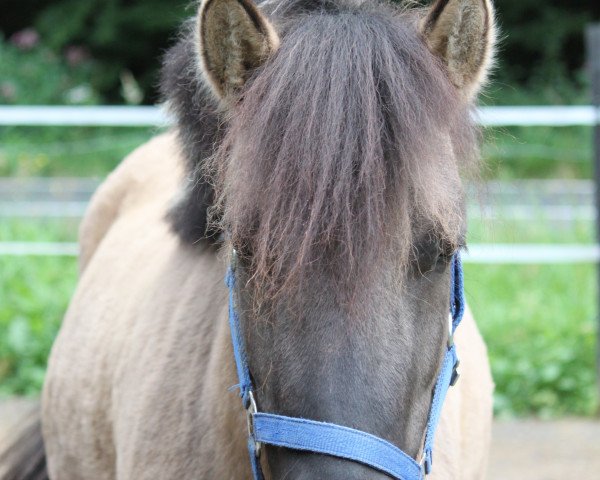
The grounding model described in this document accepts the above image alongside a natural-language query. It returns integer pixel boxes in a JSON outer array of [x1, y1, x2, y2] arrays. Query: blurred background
[[0, 0, 600, 478]]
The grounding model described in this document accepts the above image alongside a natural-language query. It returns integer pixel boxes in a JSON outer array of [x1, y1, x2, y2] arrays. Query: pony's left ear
[[198, 0, 280, 102], [421, 0, 496, 98]]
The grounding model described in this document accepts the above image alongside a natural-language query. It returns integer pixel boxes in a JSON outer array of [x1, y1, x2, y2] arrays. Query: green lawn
[[483, 126, 592, 179], [0, 126, 158, 177], [469, 216, 594, 245], [468, 216, 598, 416], [0, 124, 593, 179], [0, 219, 78, 395], [466, 263, 597, 417], [0, 255, 77, 396]]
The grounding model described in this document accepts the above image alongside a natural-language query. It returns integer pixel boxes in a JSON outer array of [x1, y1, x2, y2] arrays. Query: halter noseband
[[225, 253, 464, 480]]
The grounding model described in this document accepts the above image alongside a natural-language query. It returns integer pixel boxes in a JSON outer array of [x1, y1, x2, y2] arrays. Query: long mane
[[209, 2, 479, 299]]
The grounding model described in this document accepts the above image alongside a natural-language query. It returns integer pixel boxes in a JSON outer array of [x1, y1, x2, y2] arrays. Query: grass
[[483, 126, 593, 180], [468, 215, 598, 417], [466, 263, 597, 417], [0, 255, 77, 396], [469, 215, 598, 417], [0, 219, 78, 395], [468, 216, 594, 245], [0, 126, 158, 177], [0, 124, 593, 179]]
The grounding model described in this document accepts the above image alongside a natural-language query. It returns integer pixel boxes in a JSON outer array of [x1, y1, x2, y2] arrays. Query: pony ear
[[198, 0, 279, 101], [421, 0, 496, 98]]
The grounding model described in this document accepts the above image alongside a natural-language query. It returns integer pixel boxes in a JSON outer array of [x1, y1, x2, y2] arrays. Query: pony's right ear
[[421, 0, 496, 99], [198, 0, 279, 102]]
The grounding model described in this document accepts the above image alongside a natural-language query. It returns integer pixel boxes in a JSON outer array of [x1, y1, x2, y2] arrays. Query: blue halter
[[225, 254, 464, 480]]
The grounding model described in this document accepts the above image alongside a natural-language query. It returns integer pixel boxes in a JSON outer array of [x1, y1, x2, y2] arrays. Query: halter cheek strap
[[225, 254, 464, 480]]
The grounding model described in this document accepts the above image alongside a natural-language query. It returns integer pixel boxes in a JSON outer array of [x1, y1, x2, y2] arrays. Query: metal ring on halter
[[246, 391, 262, 457], [447, 314, 461, 386], [231, 248, 239, 271], [447, 313, 454, 347], [450, 357, 461, 387], [419, 449, 433, 476]]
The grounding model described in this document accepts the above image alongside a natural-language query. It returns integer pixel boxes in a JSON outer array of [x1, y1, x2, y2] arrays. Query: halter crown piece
[[225, 253, 464, 480]]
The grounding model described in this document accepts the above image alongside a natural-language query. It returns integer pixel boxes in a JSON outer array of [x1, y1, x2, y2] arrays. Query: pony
[[1, 0, 496, 478]]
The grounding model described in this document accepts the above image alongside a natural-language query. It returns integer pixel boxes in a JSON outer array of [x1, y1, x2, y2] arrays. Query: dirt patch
[[488, 419, 600, 480], [0, 398, 37, 446]]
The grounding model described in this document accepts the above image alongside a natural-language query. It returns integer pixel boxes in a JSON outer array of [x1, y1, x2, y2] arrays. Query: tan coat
[[42, 132, 493, 479]]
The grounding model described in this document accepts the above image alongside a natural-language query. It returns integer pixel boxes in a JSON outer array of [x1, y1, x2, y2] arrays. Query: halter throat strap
[[225, 254, 465, 480]]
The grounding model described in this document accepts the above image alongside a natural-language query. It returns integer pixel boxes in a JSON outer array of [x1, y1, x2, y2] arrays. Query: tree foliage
[[1, 0, 190, 103], [1, 0, 598, 103], [494, 0, 598, 84]]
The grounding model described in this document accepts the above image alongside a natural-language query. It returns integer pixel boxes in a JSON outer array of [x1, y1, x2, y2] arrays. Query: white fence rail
[[477, 106, 599, 127], [0, 105, 598, 127], [0, 106, 170, 127], [2, 242, 598, 263], [0, 242, 79, 257], [464, 244, 600, 264], [1, 202, 596, 221]]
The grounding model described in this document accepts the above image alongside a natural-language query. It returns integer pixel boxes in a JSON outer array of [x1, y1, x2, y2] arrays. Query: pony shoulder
[[78, 131, 182, 271]]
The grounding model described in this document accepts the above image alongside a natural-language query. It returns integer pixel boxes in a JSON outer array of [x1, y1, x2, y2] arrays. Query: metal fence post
[[586, 23, 600, 402]]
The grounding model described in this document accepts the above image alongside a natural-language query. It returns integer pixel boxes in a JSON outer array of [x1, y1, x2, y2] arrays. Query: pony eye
[[232, 240, 253, 259], [437, 240, 461, 265]]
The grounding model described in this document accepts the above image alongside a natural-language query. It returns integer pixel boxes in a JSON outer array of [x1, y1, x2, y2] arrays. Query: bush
[[0, 34, 100, 105], [1, 0, 598, 104], [1, 0, 190, 104], [493, 0, 596, 87]]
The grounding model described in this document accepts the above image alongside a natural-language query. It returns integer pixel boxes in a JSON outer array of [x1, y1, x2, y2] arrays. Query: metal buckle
[[447, 313, 454, 347], [450, 358, 461, 387], [420, 450, 432, 475], [246, 391, 262, 457], [447, 313, 461, 386], [231, 248, 238, 271]]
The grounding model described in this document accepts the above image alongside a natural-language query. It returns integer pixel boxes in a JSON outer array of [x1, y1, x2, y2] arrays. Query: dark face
[[233, 226, 462, 479], [194, 0, 493, 476]]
